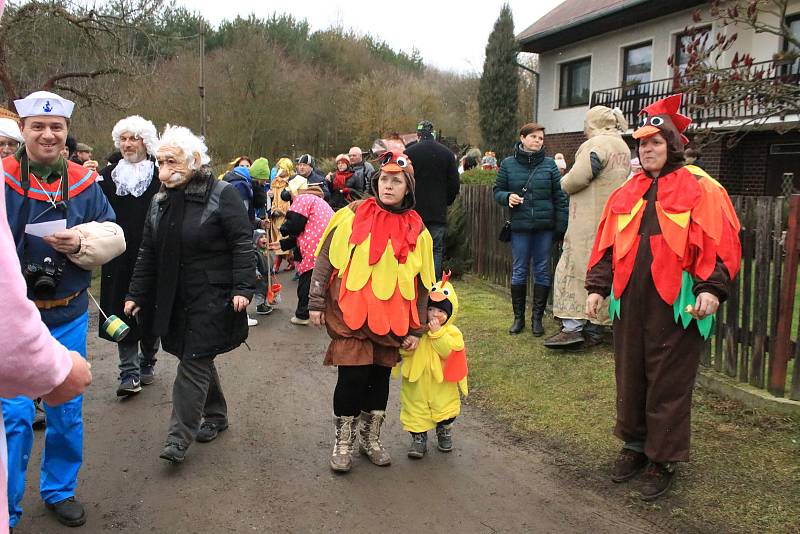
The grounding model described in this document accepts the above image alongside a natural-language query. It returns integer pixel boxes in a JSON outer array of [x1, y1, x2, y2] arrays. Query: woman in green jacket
[[493, 122, 568, 336]]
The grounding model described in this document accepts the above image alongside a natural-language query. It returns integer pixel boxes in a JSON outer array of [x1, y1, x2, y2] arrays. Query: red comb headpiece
[[639, 93, 692, 137]]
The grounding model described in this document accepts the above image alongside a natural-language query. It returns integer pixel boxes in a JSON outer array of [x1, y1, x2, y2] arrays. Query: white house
[[517, 0, 800, 195]]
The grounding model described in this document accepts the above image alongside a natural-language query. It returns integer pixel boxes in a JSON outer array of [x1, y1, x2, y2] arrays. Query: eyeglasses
[[379, 151, 409, 168], [0, 140, 19, 149]]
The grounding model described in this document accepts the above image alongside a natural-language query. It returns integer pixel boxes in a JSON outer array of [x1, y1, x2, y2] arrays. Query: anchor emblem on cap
[[43, 101, 53, 113]]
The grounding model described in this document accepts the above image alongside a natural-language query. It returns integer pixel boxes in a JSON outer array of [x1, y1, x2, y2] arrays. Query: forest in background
[[1, 1, 537, 168]]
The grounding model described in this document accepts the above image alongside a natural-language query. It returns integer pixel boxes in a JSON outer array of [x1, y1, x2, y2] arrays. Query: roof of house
[[517, 0, 707, 53]]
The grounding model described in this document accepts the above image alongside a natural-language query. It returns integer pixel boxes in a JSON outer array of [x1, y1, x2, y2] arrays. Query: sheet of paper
[[25, 219, 67, 238]]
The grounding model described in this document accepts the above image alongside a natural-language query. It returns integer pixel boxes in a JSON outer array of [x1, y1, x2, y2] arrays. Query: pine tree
[[443, 199, 472, 279], [478, 4, 519, 158]]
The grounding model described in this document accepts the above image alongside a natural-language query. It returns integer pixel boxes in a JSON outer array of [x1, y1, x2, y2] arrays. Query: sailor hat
[[14, 91, 75, 119]]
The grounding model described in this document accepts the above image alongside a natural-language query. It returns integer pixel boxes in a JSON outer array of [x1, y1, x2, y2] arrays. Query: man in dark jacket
[[295, 153, 330, 202], [126, 125, 255, 464], [99, 116, 162, 397], [223, 165, 255, 223], [404, 120, 460, 277]]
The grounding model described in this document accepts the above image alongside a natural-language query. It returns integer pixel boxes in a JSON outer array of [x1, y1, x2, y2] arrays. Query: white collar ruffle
[[110, 158, 154, 197]]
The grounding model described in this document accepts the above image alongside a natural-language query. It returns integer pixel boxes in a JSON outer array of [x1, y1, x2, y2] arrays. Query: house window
[[623, 42, 653, 86], [559, 57, 591, 108], [674, 25, 711, 72], [784, 14, 799, 53]]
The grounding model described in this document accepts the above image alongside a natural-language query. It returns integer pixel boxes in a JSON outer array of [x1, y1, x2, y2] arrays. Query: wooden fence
[[461, 184, 800, 400]]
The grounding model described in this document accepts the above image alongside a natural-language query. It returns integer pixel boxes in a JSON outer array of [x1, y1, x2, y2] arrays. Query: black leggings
[[333, 364, 392, 417]]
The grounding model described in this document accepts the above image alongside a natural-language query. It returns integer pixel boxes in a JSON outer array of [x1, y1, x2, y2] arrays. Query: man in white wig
[[3, 90, 125, 528], [98, 116, 162, 396]]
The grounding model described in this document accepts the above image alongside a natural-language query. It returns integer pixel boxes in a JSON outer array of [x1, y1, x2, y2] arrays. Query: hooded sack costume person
[[308, 151, 436, 472], [269, 158, 294, 269], [398, 273, 467, 456], [99, 115, 162, 391], [547, 106, 631, 348], [585, 94, 741, 498]]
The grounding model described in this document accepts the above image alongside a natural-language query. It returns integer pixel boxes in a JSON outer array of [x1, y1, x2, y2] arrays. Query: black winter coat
[[127, 170, 256, 359], [98, 152, 160, 342], [493, 143, 569, 237], [404, 139, 460, 225]]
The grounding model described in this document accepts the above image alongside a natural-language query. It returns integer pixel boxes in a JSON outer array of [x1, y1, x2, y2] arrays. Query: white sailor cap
[[14, 91, 74, 119], [0, 118, 22, 142]]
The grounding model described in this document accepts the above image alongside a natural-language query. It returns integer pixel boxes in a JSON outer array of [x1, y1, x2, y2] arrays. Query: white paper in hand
[[25, 219, 67, 237]]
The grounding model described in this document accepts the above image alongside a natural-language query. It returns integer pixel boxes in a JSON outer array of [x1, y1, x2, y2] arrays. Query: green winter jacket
[[493, 143, 568, 237]]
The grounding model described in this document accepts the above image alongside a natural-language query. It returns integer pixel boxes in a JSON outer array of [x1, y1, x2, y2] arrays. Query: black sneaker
[[140, 365, 155, 385], [256, 303, 273, 315], [159, 442, 186, 463], [116, 375, 142, 397], [46, 496, 87, 527], [196, 421, 228, 443]]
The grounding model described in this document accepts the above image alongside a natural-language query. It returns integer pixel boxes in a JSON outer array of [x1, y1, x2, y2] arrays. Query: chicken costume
[[585, 94, 741, 463], [398, 274, 468, 433]]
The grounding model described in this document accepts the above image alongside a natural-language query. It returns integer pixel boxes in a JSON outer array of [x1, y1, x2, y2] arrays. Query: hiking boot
[[531, 284, 550, 336], [256, 303, 274, 315], [290, 316, 310, 326], [408, 432, 428, 459], [436, 423, 454, 452], [116, 375, 142, 397], [358, 410, 391, 466], [509, 284, 526, 335], [640, 462, 676, 501], [46, 496, 86, 527], [32, 399, 46, 430], [543, 330, 584, 348], [247, 316, 259, 327], [611, 448, 649, 483], [159, 442, 187, 464], [140, 365, 155, 385], [196, 421, 228, 443], [330, 416, 357, 472]]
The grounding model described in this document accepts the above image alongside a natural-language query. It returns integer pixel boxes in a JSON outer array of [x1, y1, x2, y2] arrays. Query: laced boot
[[435, 422, 454, 452], [531, 284, 550, 336], [330, 415, 357, 473], [407, 432, 428, 459], [358, 410, 392, 466], [508, 284, 527, 334]]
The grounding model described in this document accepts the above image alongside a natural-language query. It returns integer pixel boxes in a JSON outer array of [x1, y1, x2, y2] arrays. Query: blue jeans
[[3, 311, 88, 527], [428, 223, 446, 280], [510, 230, 553, 286]]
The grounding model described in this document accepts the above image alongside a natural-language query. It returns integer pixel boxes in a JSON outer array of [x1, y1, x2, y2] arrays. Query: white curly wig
[[158, 124, 211, 169], [112, 115, 159, 156]]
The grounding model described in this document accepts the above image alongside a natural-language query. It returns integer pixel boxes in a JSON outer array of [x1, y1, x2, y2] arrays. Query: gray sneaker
[[407, 432, 428, 459], [196, 421, 228, 443], [159, 442, 186, 464], [116, 375, 142, 397], [436, 423, 454, 452]]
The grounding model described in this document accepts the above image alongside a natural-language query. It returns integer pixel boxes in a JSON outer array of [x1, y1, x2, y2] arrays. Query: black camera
[[23, 256, 64, 298]]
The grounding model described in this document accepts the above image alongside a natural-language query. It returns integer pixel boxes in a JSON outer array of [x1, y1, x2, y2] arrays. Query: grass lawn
[[457, 277, 800, 534]]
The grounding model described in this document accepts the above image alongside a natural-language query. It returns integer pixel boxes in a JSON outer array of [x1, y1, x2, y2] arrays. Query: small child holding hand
[[398, 273, 468, 458]]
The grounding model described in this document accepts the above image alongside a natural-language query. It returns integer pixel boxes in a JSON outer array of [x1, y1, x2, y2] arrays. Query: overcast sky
[[175, 0, 564, 73]]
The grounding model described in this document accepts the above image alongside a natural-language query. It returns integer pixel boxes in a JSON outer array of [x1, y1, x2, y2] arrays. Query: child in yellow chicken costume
[[308, 152, 435, 473], [398, 272, 468, 458]]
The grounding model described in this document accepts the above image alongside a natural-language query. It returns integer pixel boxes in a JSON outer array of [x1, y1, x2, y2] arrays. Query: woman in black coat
[[126, 126, 255, 464]]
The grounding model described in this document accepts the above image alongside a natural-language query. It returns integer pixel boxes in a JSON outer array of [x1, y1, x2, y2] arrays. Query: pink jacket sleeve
[[0, 162, 73, 398]]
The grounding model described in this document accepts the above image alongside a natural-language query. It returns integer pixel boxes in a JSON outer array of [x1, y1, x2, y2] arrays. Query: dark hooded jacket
[[127, 167, 255, 359], [404, 137, 460, 225], [493, 143, 569, 237]]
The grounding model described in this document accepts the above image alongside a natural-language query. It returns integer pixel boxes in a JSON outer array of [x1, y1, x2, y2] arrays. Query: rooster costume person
[[309, 151, 435, 473], [585, 94, 741, 500]]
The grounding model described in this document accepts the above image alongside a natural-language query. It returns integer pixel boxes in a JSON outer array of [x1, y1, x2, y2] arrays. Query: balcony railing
[[590, 58, 800, 129]]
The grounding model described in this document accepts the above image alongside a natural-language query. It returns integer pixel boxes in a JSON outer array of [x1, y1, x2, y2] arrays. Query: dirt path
[[17, 288, 671, 533]]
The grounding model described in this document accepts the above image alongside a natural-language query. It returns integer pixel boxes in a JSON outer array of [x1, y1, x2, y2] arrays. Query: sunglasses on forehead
[[379, 151, 409, 168]]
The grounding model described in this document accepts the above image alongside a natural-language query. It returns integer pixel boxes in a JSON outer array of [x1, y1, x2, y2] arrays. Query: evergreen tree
[[478, 4, 519, 158]]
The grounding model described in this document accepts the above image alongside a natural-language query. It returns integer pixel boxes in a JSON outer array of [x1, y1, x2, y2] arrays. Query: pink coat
[[289, 193, 333, 275], [0, 160, 74, 533]]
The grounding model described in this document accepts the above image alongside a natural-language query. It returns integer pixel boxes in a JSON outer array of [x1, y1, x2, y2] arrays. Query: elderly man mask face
[[157, 142, 198, 188], [119, 133, 147, 163]]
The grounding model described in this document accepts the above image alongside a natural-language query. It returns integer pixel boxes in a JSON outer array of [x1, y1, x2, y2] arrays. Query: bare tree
[[0, 0, 172, 110], [675, 0, 799, 145]]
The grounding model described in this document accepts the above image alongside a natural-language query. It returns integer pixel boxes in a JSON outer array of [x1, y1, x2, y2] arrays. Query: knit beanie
[[250, 157, 271, 181], [296, 153, 315, 167]]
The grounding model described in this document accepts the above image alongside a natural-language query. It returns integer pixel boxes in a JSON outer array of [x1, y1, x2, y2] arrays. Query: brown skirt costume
[[586, 178, 731, 463]]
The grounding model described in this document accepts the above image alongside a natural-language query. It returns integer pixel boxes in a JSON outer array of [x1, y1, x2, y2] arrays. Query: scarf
[[333, 169, 354, 191], [111, 158, 155, 197], [152, 187, 185, 336]]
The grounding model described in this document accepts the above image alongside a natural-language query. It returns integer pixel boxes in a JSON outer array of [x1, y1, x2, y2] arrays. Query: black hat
[[295, 154, 315, 167]]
